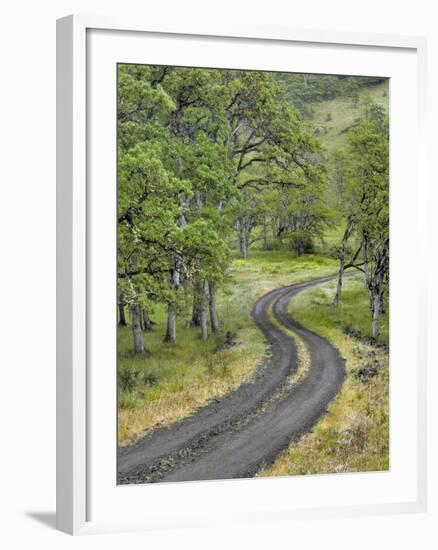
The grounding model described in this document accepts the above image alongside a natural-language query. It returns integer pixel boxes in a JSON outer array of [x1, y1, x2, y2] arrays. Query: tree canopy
[[118, 65, 389, 350], [117, 65, 327, 349]]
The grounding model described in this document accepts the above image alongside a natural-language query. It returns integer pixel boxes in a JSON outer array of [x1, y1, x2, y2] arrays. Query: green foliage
[[347, 104, 389, 334], [117, 62, 389, 347], [326, 98, 389, 337], [118, 64, 331, 348], [118, 362, 158, 393]]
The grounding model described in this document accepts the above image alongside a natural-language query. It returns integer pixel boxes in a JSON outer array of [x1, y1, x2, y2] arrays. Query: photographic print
[[116, 65, 389, 485]]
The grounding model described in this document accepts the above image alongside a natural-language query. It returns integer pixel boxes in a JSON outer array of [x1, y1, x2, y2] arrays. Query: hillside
[[300, 78, 389, 248], [309, 80, 389, 154]]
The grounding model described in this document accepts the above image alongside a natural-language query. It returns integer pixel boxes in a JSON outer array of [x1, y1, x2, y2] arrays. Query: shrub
[[118, 364, 157, 392]]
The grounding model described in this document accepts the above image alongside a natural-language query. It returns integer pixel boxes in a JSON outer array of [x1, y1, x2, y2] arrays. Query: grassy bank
[[259, 275, 389, 477], [291, 275, 389, 345], [118, 251, 338, 446]]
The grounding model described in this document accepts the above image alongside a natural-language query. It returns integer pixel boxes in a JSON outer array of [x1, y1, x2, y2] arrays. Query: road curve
[[118, 274, 346, 484]]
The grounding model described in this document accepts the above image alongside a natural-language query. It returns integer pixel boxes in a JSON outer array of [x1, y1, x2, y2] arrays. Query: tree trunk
[[191, 280, 201, 326], [118, 302, 127, 326], [242, 232, 249, 259], [262, 223, 269, 250], [131, 304, 145, 354], [139, 311, 144, 331], [236, 220, 243, 255], [164, 211, 186, 343], [236, 218, 250, 258], [363, 235, 371, 304], [371, 254, 386, 341], [363, 233, 388, 341], [142, 309, 152, 331], [333, 256, 345, 307], [164, 304, 176, 343], [200, 280, 209, 340], [183, 281, 192, 328], [208, 281, 220, 332], [241, 215, 253, 259], [371, 292, 382, 340], [294, 238, 303, 256], [334, 214, 354, 307]]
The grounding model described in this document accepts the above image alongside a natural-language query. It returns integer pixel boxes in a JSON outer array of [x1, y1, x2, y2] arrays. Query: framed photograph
[[57, 15, 427, 535]]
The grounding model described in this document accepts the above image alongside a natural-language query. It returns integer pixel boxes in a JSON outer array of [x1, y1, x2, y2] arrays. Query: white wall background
[[0, 0, 436, 548]]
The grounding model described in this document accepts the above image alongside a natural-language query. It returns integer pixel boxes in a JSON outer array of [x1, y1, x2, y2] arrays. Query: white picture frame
[[56, 14, 428, 535]]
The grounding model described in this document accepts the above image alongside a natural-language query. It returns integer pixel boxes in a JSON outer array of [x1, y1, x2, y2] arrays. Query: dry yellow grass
[[118, 326, 266, 445]]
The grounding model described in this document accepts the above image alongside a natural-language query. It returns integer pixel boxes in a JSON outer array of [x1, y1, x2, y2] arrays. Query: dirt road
[[118, 275, 345, 484]]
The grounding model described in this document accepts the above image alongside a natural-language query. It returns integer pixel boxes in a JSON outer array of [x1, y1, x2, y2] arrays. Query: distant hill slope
[[302, 79, 389, 250], [273, 73, 389, 249], [276, 73, 389, 155], [308, 80, 389, 154]]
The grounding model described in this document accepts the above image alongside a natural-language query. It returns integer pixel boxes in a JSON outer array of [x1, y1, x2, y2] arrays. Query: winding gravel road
[[118, 274, 346, 484]]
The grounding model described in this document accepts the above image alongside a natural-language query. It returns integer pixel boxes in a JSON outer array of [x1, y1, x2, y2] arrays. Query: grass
[[258, 275, 389, 477], [230, 250, 337, 291], [118, 300, 266, 446], [118, 250, 338, 446], [292, 275, 389, 345]]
